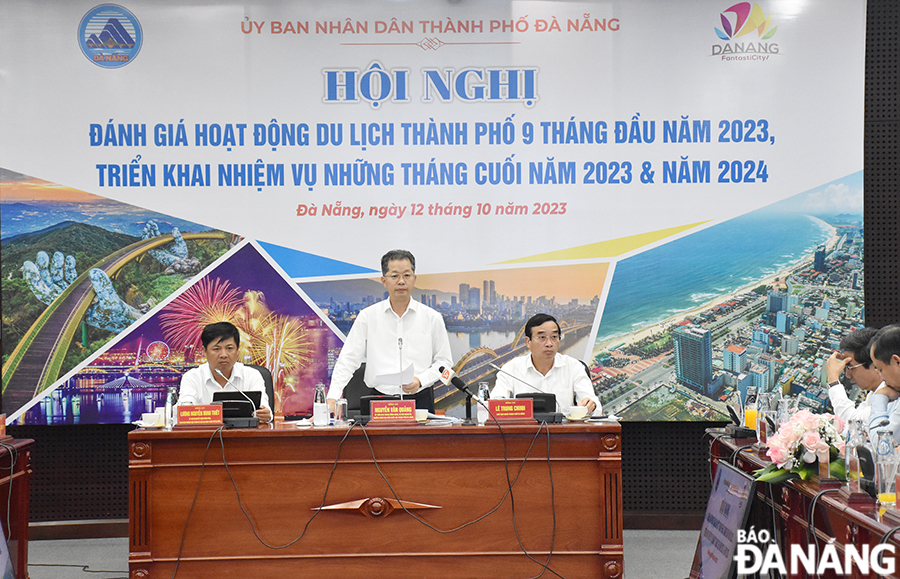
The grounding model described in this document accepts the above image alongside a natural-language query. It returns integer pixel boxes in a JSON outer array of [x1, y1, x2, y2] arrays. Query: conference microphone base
[[225, 417, 259, 429]]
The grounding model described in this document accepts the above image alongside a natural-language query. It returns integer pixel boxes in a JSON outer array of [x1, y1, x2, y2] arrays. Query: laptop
[[516, 392, 563, 423], [212, 390, 261, 418]]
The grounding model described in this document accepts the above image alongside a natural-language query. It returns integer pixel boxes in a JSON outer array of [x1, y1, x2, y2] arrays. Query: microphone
[[398, 338, 404, 400], [438, 366, 478, 399], [215, 368, 257, 411], [488, 362, 559, 412]]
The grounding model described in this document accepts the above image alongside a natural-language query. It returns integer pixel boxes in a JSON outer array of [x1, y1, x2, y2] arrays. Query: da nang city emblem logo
[[711, 2, 779, 61], [78, 5, 142, 68]]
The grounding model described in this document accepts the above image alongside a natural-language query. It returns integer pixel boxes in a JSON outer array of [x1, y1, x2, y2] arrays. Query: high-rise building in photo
[[814, 244, 827, 272], [723, 345, 746, 373], [673, 325, 713, 395]]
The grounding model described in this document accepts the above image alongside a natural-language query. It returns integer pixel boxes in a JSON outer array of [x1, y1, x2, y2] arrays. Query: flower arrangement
[[755, 409, 847, 483]]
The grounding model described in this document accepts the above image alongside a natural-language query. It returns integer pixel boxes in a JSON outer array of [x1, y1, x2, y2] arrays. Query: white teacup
[[142, 412, 163, 426], [415, 409, 429, 422], [568, 405, 588, 419]]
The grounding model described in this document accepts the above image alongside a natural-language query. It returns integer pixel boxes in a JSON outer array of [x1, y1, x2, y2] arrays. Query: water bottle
[[477, 382, 490, 426], [875, 428, 897, 505], [165, 387, 178, 430], [313, 384, 329, 427], [845, 419, 864, 492]]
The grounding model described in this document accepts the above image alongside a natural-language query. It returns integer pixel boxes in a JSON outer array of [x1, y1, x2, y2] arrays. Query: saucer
[[133, 420, 164, 429], [564, 415, 591, 422]]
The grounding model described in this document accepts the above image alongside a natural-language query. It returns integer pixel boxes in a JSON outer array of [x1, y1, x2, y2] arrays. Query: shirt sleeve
[[572, 361, 601, 415], [177, 368, 204, 406], [414, 311, 453, 390], [868, 393, 900, 443], [490, 362, 516, 399], [242, 365, 269, 410], [328, 310, 368, 400], [828, 384, 864, 423]]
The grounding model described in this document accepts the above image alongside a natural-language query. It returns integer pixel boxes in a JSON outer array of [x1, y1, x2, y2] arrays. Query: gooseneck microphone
[[438, 366, 479, 400], [215, 367, 257, 411], [488, 362, 560, 412]]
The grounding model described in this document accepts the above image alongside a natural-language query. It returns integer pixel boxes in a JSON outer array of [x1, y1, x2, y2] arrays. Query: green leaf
[[830, 459, 847, 481], [755, 465, 796, 484]]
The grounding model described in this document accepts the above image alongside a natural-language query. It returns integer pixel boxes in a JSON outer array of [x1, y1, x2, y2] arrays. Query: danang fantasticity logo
[[733, 528, 896, 575], [78, 4, 142, 68], [711, 2, 779, 61]]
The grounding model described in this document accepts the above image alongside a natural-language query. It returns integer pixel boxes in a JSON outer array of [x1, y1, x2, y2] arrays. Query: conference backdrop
[[0, 0, 865, 425]]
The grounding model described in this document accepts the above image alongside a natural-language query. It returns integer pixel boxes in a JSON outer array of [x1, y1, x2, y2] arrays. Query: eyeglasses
[[531, 334, 561, 343], [846, 362, 865, 371], [386, 273, 414, 281]]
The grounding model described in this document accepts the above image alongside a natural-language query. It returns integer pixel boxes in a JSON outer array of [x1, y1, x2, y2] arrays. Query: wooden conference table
[[709, 430, 900, 579], [0, 437, 32, 579], [129, 420, 623, 578]]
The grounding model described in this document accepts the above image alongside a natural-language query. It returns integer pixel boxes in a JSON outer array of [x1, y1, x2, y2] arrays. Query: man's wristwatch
[[827, 380, 842, 389]]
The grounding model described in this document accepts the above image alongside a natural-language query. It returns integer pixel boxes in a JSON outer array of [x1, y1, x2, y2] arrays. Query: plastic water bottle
[[165, 387, 177, 430], [477, 382, 490, 426], [313, 384, 329, 427]]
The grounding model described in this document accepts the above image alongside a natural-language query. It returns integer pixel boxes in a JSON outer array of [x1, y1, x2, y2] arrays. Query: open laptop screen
[[212, 390, 262, 418]]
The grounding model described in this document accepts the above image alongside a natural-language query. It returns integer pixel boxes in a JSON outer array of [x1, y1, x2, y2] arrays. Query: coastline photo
[[590, 172, 864, 421]]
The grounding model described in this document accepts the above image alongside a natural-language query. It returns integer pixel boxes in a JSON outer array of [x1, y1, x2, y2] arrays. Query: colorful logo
[[715, 2, 777, 41], [78, 5, 142, 68]]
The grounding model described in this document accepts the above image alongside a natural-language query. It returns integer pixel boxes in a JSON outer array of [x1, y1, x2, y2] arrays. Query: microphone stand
[[463, 392, 475, 426]]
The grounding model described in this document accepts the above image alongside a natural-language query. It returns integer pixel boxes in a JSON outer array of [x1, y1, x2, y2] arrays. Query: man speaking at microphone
[[491, 313, 601, 415], [327, 249, 452, 412], [177, 321, 272, 423]]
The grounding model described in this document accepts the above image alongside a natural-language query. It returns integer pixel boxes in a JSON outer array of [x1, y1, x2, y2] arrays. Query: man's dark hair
[[381, 249, 416, 275], [871, 324, 900, 364], [839, 326, 879, 368], [201, 321, 241, 349], [524, 313, 561, 339]]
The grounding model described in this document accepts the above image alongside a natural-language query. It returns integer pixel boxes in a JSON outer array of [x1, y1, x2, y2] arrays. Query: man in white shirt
[[177, 321, 272, 423], [327, 250, 452, 412], [824, 326, 882, 425], [866, 325, 900, 441], [491, 313, 601, 415]]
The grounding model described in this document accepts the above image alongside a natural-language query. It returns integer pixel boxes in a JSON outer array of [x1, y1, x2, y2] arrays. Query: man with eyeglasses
[[823, 326, 884, 424], [866, 325, 900, 442], [327, 249, 452, 412], [491, 313, 601, 415]]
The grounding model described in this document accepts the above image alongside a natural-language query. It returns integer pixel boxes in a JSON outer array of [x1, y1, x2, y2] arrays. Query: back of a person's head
[[870, 324, 900, 364], [840, 326, 879, 367], [200, 321, 241, 349]]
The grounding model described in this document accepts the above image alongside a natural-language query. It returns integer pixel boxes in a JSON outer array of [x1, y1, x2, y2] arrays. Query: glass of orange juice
[[744, 406, 758, 431]]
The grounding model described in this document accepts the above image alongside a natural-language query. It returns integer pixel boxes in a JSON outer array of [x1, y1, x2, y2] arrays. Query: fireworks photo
[[21, 243, 343, 425]]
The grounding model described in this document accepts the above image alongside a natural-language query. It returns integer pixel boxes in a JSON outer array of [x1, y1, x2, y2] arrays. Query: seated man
[[491, 313, 601, 415], [178, 321, 272, 423], [823, 326, 883, 424], [327, 249, 452, 412], [866, 325, 900, 441]]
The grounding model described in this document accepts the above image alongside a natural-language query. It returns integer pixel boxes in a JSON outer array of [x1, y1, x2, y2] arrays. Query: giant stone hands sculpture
[[22, 251, 76, 305], [142, 221, 201, 274], [21, 221, 201, 333], [85, 268, 142, 332], [22, 252, 142, 332]]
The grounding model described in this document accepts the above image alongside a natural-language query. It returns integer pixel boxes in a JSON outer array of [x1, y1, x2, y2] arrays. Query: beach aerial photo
[[590, 172, 864, 421]]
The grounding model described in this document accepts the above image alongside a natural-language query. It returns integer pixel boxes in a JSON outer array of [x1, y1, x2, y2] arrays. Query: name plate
[[489, 398, 534, 420], [176, 404, 223, 426], [369, 399, 416, 423]]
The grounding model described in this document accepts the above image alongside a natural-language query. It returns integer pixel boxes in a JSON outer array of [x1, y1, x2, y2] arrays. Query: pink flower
[[767, 446, 790, 466], [795, 410, 821, 431], [801, 430, 821, 450], [832, 415, 846, 432]]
